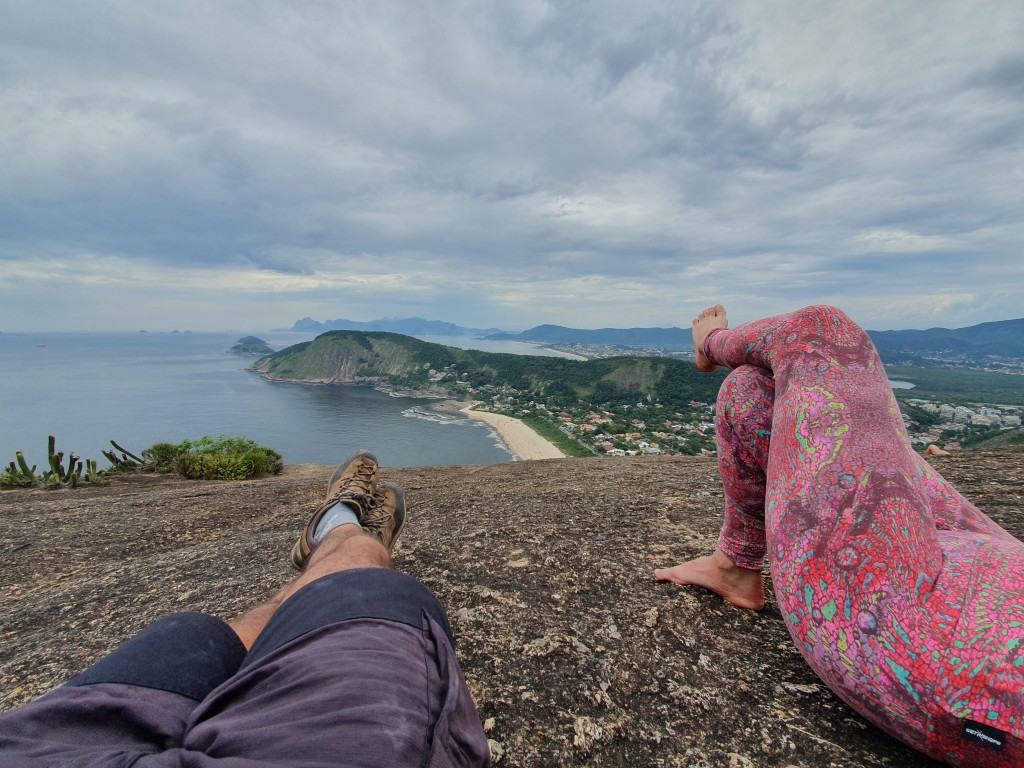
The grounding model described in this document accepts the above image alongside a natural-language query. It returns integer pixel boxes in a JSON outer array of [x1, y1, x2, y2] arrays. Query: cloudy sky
[[1, 1, 1022, 333]]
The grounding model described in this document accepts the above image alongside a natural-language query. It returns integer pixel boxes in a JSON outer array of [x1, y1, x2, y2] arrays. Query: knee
[[786, 305, 867, 351], [795, 304, 850, 328], [716, 365, 775, 422]]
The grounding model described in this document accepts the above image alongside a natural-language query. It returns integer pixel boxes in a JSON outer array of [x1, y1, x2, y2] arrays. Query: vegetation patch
[[2, 435, 282, 489], [147, 436, 283, 480], [1, 435, 107, 489], [518, 414, 594, 458], [888, 366, 1024, 406]]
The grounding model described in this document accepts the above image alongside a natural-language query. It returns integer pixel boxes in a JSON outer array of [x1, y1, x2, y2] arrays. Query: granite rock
[[3, 449, 1023, 767]]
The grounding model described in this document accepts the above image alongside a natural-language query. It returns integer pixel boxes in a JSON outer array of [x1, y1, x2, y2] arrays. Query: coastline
[[436, 400, 565, 460], [463, 405, 566, 460]]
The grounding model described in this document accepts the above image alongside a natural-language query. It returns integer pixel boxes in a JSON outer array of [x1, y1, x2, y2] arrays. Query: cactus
[[110, 440, 145, 465], [16, 451, 36, 478], [5, 437, 146, 490], [47, 451, 64, 480], [2, 452, 39, 488], [5, 437, 113, 489]]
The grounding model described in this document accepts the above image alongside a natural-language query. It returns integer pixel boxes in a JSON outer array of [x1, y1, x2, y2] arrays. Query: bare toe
[[692, 304, 728, 372]]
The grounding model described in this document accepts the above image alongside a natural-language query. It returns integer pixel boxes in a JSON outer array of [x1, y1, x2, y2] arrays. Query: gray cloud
[[0, 0, 1021, 332]]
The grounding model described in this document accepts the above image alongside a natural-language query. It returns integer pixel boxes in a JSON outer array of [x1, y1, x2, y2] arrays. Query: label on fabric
[[962, 720, 1006, 751]]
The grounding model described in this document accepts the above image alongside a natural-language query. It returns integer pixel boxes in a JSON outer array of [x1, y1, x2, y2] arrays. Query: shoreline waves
[[459, 403, 566, 461], [417, 399, 566, 460]]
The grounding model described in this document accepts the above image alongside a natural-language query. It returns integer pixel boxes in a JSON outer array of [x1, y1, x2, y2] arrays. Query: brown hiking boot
[[363, 481, 406, 556], [289, 451, 379, 571]]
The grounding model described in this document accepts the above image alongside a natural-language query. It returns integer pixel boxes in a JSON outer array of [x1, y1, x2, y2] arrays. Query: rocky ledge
[[3, 449, 1024, 767]]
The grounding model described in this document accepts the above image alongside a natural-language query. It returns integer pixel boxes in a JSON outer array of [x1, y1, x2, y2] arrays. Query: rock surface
[[3, 449, 1024, 767]]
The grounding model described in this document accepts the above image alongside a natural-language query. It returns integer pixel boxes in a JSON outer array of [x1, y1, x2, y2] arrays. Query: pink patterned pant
[[706, 305, 1024, 766]]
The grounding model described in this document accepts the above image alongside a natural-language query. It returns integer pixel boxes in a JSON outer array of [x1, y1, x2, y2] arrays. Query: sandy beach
[[461, 404, 566, 460]]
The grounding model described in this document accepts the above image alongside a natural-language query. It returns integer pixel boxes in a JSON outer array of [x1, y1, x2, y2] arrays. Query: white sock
[[312, 502, 360, 542]]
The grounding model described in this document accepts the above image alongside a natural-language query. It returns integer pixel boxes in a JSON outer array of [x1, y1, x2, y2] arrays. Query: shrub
[[157, 436, 283, 480], [146, 442, 182, 473]]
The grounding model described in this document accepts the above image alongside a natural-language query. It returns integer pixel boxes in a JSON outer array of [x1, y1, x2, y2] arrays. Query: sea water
[[0, 331, 567, 469]]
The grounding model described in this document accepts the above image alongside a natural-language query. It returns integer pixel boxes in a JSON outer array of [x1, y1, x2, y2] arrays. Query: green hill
[[252, 331, 726, 405]]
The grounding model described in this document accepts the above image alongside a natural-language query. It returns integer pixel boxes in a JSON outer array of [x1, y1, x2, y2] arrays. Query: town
[[901, 398, 1023, 452], [445, 370, 1023, 458]]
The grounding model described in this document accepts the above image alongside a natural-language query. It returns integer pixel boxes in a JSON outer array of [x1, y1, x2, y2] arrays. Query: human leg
[[182, 456, 486, 767], [656, 364, 774, 610], [182, 567, 489, 768], [0, 454, 488, 768], [695, 304, 1024, 763], [699, 304, 946, 596], [230, 451, 404, 648], [0, 612, 246, 766], [190, 453, 486, 767], [228, 524, 392, 649]]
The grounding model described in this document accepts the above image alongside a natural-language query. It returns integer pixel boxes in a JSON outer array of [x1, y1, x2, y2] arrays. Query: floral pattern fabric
[[706, 305, 1024, 766]]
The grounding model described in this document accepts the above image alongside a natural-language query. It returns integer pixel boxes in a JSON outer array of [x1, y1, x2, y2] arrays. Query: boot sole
[[379, 481, 407, 552]]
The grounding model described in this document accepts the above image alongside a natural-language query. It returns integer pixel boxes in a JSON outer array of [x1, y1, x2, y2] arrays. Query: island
[[228, 336, 275, 356]]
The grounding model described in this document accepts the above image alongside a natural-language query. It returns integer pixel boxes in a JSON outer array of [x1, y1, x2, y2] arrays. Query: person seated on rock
[[926, 443, 952, 457], [656, 304, 1024, 767], [0, 453, 490, 767]]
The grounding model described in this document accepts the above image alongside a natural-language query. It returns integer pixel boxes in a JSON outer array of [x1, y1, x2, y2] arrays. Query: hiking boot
[[289, 451, 379, 571], [364, 482, 407, 556]]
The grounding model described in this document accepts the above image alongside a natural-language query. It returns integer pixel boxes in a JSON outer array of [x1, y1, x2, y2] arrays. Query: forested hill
[[868, 317, 1024, 364], [251, 331, 727, 405]]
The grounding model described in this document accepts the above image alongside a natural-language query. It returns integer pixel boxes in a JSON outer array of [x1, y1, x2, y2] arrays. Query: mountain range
[[288, 316, 1024, 364], [868, 318, 1024, 363], [289, 316, 502, 337]]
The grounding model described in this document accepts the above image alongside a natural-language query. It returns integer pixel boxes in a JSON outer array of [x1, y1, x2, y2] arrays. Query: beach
[[460, 404, 566, 460]]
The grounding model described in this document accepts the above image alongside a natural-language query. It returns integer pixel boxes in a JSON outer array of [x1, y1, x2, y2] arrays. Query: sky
[[1, 1, 1022, 334]]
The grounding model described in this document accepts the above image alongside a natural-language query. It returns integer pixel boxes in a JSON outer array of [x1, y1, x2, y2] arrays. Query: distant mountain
[[253, 331, 725, 404], [485, 325, 691, 349], [867, 317, 1024, 364], [289, 316, 504, 337], [284, 316, 1024, 364]]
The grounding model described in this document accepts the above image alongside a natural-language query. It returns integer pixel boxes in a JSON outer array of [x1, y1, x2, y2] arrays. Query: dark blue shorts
[[0, 568, 489, 768]]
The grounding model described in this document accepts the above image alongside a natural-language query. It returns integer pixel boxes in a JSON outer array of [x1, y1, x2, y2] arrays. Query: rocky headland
[[3, 449, 1024, 767]]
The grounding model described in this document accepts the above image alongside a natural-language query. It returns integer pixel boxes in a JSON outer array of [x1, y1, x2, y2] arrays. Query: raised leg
[[702, 305, 946, 598]]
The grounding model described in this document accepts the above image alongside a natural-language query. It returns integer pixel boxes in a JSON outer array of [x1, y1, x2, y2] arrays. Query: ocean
[[0, 331, 573, 469]]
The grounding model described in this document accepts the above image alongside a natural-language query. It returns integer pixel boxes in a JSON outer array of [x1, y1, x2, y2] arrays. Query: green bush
[[157, 436, 283, 480], [146, 442, 182, 473]]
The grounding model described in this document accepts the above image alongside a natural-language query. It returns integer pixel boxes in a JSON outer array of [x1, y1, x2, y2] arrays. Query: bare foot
[[692, 304, 728, 372], [655, 548, 765, 611], [925, 444, 951, 457]]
